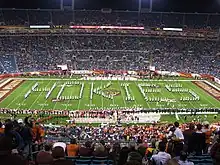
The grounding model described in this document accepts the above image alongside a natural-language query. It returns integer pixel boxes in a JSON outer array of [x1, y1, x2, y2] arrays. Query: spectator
[[93, 143, 108, 157], [151, 141, 171, 165], [127, 151, 142, 164], [202, 123, 212, 153], [177, 151, 194, 165], [51, 146, 73, 165], [36, 144, 53, 165], [109, 142, 121, 165], [0, 122, 4, 134], [17, 118, 33, 159], [78, 141, 93, 156], [4, 122, 24, 151], [211, 137, 220, 165], [118, 146, 130, 165], [145, 140, 157, 160], [191, 124, 206, 155], [66, 138, 79, 157], [173, 122, 184, 156], [0, 136, 25, 165], [167, 159, 179, 165], [183, 123, 195, 153], [53, 141, 67, 152]]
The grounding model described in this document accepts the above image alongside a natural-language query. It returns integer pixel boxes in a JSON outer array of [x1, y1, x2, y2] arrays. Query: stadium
[[0, 0, 219, 165]]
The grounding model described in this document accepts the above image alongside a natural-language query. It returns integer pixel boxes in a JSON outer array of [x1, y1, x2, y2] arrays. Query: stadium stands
[[0, 55, 17, 73], [0, 35, 218, 78], [0, 9, 218, 29], [0, 117, 219, 165]]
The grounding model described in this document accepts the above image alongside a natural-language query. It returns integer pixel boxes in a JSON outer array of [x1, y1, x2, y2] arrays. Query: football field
[[0, 78, 219, 111]]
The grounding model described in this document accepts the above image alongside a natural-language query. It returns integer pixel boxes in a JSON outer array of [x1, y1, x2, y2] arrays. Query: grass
[[0, 78, 219, 111], [160, 114, 220, 124]]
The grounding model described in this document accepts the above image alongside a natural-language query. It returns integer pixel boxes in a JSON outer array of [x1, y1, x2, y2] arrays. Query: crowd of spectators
[[0, 9, 220, 29], [0, 36, 219, 78], [1, 115, 220, 165]]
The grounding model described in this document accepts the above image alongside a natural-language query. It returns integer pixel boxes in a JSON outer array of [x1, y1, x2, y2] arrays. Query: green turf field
[[0, 78, 219, 111]]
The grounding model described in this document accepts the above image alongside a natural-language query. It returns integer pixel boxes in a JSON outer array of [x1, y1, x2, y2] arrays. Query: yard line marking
[[40, 81, 56, 110], [111, 82, 115, 106], [77, 86, 82, 110], [76, 83, 82, 110], [5, 81, 35, 109], [134, 80, 151, 109], [101, 80, 104, 110], [51, 81, 61, 110], [64, 82, 76, 111], [129, 83, 140, 108], [28, 80, 52, 110], [117, 80, 127, 109], [89, 82, 93, 110]]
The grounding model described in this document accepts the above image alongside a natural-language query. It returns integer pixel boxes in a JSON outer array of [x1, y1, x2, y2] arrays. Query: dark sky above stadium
[[0, 0, 219, 13]]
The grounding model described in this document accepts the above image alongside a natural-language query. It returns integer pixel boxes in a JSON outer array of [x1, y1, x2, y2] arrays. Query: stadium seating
[[0, 55, 17, 73], [0, 9, 219, 29], [0, 36, 218, 78]]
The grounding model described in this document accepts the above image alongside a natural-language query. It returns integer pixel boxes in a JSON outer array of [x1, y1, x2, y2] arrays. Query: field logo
[[102, 88, 121, 96]]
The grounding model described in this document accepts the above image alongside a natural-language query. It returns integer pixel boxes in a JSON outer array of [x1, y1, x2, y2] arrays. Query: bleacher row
[[65, 156, 113, 165], [187, 154, 213, 165], [0, 9, 220, 28], [40, 155, 213, 165]]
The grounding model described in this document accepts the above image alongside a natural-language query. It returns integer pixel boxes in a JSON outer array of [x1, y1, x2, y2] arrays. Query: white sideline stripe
[[204, 80, 220, 91], [11, 77, 204, 81], [0, 79, 12, 88], [28, 80, 52, 110]]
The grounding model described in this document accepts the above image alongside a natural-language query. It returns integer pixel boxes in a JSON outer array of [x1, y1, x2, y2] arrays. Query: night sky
[[0, 0, 219, 13]]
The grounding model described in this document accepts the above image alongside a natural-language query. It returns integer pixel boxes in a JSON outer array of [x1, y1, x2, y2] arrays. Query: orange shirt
[[67, 144, 79, 157], [0, 128, 4, 134]]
